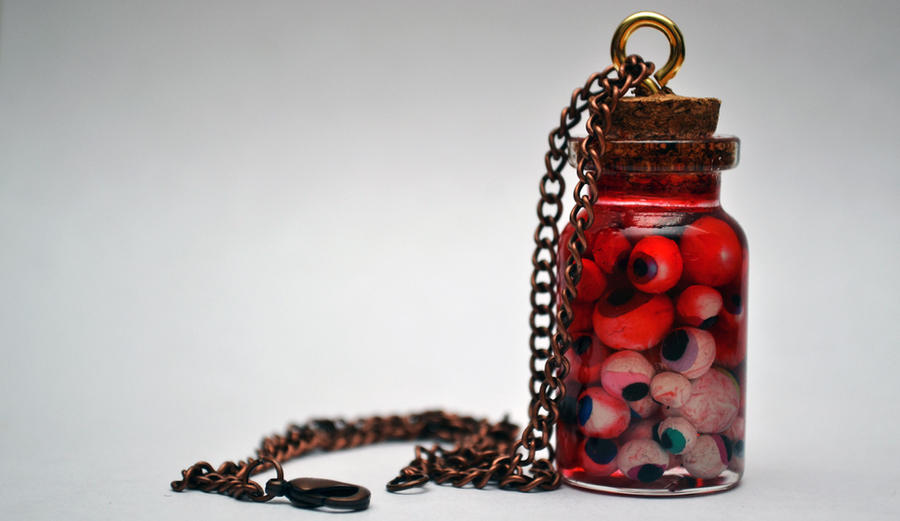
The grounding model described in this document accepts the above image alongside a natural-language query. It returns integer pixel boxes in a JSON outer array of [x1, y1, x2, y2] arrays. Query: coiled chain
[[171, 55, 655, 502]]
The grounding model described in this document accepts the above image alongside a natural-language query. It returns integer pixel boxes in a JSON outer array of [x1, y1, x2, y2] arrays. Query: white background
[[2, 1, 899, 519]]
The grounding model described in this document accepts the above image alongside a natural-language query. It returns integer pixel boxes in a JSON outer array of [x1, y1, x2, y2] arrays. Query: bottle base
[[561, 468, 741, 497]]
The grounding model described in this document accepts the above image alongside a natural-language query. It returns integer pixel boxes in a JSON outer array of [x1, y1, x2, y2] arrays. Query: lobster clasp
[[265, 477, 371, 511]]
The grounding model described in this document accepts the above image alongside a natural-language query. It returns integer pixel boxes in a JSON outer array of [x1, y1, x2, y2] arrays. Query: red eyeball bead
[[592, 287, 674, 350], [627, 236, 683, 294], [680, 217, 742, 287], [577, 387, 631, 439], [564, 335, 611, 385], [590, 228, 632, 274], [719, 285, 745, 330], [676, 285, 723, 329], [711, 322, 746, 369], [573, 258, 607, 303], [564, 301, 594, 335], [555, 424, 581, 469], [577, 437, 619, 477]]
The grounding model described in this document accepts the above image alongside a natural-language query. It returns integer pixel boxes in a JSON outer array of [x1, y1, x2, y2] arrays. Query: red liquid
[[555, 171, 747, 495]]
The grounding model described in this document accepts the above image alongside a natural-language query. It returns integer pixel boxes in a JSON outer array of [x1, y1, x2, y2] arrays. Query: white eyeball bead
[[682, 434, 731, 479], [650, 371, 692, 408], [656, 417, 698, 455], [617, 439, 669, 483], [681, 368, 740, 434]]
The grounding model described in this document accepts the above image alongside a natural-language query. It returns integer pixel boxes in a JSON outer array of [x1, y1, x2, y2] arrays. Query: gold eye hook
[[610, 11, 685, 94]]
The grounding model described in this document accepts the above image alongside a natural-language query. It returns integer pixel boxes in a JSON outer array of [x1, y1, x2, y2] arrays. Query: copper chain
[[171, 55, 655, 503]]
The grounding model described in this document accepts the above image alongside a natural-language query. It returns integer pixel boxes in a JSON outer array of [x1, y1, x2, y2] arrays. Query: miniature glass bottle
[[555, 95, 746, 496]]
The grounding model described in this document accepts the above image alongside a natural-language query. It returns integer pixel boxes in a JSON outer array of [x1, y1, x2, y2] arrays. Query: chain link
[[171, 55, 655, 503]]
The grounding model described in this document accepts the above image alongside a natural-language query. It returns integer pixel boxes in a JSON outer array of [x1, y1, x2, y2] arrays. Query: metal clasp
[[266, 477, 371, 511]]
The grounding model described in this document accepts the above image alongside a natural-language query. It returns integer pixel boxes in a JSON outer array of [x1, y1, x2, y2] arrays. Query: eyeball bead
[[660, 327, 716, 379], [682, 434, 731, 479], [573, 258, 607, 303], [564, 301, 594, 335], [657, 417, 698, 455], [600, 351, 655, 401], [564, 335, 610, 385], [724, 416, 745, 443], [590, 228, 632, 274], [577, 387, 631, 439], [619, 419, 658, 444], [577, 437, 619, 477], [629, 394, 660, 419], [680, 216, 742, 287], [719, 285, 746, 330], [617, 439, 669, 483], [676, 285, 723, 329], [555, 424, 580, 468], [650, 371, 692, 408], [593, 287, 674, 350], [681, 368, 741, 434], [627, 236, 683, 294], [711, 323, 746, 369]]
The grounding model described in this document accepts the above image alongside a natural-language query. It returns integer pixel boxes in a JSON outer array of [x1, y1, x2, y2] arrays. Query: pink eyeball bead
[[629, 394, 660, 419], [650, 371, 692, 408], [573, 258, 607, 303], [676, 285, 723, 329], [627, 236, 683, 294], [577, 387, 631, 439], [682, 434, 731, 479], [680, 216, 742, 287], [577, 437, 620, 477], [590, 228, 632, 274], [681, 368, 741, 434], [600, 351, 655, 402], [660, 327, 716, 379], [657, 417, 698, 455], [617, 439, 669, 483], [593, 287, 674, 350]]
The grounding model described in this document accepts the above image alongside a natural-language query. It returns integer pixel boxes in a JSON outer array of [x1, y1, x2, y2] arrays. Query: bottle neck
[[594, 171, 721, 208]]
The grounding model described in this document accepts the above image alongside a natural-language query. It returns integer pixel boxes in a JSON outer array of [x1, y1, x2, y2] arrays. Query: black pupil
[[636, 464, 664, 482], [621, 382, 649, 401], [662, 329, 689, 361], [606, 287, 634, 306], [699, 316, 719, 330], [632, 258, 648, 276], [574, 336, 592, 355], [558, 395, 578, 425], [584, 437, 617, 465], [727, 293, 743, 314]]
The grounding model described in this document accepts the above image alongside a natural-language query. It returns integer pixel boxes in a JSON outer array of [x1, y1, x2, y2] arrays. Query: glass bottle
[[554, 100, 746, 496]]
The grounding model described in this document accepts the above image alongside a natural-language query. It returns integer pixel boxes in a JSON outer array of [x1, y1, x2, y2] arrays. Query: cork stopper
[[608, 94, 720, 140]]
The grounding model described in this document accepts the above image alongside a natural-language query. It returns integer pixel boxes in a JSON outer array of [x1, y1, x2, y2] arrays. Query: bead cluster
[[557, 215, 746, 485]]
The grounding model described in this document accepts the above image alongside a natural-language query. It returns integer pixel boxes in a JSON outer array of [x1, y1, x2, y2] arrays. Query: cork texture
[[607, 94, 720, 139]]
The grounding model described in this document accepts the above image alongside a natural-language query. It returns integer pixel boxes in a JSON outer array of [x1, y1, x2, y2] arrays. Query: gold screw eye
[[611, 11, 685, 94]]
